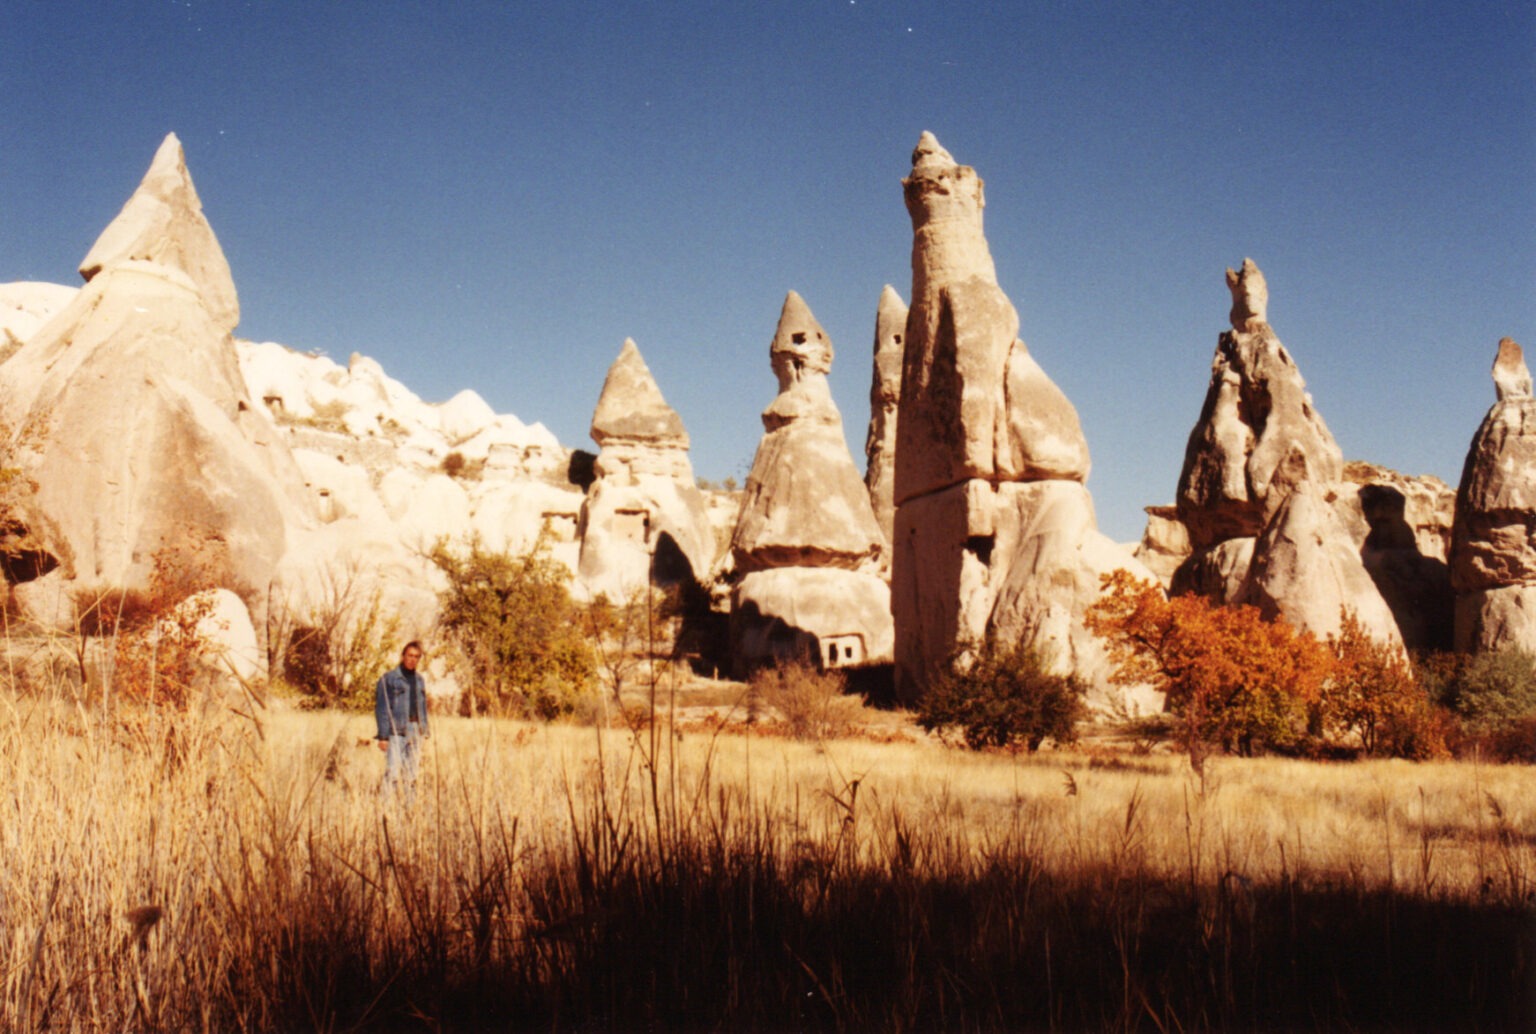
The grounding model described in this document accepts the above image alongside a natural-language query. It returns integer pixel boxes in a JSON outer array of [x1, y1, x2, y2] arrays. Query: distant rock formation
[[1172, 260, 1402, 648], [1451, 338, 1536, 654], [729, 292, 892, 671], [890, 133, 1155, 709], [0, 133, 311, 614], [576, 338, 715, 600], [864, 284, 907, 549]]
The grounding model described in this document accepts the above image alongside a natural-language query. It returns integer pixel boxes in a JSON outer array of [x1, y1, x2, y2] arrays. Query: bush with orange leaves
[[1085, 570, 1333, 770], [1325, 612, 1450, 759]]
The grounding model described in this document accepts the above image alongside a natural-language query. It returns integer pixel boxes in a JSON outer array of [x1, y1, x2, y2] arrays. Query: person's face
[[402, 647, 422, 671]]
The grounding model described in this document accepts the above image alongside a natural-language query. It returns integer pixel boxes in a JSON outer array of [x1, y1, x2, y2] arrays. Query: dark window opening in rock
[[567, 450, 598, 490], [965, 534, 994, 567], [894, 334, 902, 344], [791, 332, 806, 344], [650, 531, 695, 587], [822, 634, 864, 668]]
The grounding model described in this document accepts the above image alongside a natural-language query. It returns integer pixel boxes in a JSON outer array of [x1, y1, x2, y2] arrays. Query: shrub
[[442, 451, 466, 477], [73, 549, 223, 710], [749, 659, 862, 741], [429, 536, 595, 718], [1446, 649, 1536, 731], [916, 638, 1087, 751], [277, 562, 401, 711]]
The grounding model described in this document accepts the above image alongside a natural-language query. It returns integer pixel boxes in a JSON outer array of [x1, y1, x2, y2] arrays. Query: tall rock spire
[[1451, 338, 1536, 653], [864, 284, 908, 546], [890, 133, 1154, 708]]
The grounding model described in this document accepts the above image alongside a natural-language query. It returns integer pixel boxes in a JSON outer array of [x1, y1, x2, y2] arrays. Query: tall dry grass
[[0, 680, 1530, 1031]]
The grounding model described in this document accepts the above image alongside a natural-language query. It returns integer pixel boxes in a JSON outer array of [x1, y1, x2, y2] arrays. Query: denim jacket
[[375, 665, 430, 740]]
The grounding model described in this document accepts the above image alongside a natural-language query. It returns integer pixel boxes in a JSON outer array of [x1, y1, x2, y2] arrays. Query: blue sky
[[4, 1, 1532, 541]]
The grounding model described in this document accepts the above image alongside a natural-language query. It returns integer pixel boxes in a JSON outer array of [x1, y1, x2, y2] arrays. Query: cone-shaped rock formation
[[0, 134, 310, 608], [1451, 338, 1536, 653], [1171, 260, 1405, 649], [1175, 259, 1342, 551], [576, 339, 714, 600], [729, 293, 891, 670]]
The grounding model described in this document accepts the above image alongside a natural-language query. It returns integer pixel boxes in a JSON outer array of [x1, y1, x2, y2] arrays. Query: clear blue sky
[[4, 1, 1532, 541]]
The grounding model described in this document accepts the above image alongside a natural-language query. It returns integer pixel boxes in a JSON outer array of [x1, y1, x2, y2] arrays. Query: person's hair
[[401, 640, 424, 659]]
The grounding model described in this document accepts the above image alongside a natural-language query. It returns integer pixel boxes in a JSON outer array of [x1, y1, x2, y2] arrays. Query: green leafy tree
[[916, 637, 1087, 751], [429, 536, 595, 718]]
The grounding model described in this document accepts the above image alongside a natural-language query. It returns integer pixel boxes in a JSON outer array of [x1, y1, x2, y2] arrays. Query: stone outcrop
[[864, 284, 907, 548], [729, 292, 892, 670], [576, 339, 714, 600], [1451, 338, 1536, 654], [890, 133, 1155, 710], [0, 134, 312, 611]]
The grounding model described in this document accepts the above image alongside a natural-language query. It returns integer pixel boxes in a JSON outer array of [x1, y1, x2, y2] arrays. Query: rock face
[[729, 292, 892, 670], [890, 133, 1154, 710], [0, 134, 311, 607], [1338, 462, 1454, 652], [1236, 482, 1403, 643], [576, 339, 715, 600], [864, 285, 908, 548], [1451, 338, 1536, 654], [1171, 261, 1403, 649]]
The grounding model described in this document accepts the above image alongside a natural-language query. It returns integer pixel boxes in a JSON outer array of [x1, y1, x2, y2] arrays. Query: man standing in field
[[375, 641, 430, 797]]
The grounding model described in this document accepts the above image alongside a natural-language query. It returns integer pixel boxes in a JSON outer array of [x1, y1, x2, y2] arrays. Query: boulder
[[0, 281, 78, 360], [1338, 462, 1454, 652], [576, 339, 714, 601], [1175, 259, 1342, 549], [1132, 506, 1192, 590], [894, 133, 1089, 504], [864, 284, 907, 546], [1451, 338, 1536, 653], [731, 567, 893, 671]]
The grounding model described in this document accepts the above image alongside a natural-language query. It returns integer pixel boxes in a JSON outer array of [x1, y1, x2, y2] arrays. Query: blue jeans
[[382, 721, 424, 799]]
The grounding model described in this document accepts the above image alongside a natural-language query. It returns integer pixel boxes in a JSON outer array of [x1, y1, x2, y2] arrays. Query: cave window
[[965, 535, 994, 567]]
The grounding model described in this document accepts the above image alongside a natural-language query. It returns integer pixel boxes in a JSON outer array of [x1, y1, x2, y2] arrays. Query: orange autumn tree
[[1084, 570, 1334, 768], [1325, 611, 1450, 759]]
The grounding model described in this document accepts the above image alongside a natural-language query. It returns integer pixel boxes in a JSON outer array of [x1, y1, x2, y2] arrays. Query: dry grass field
[[0, 686, 1531, 1031]]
